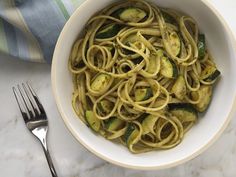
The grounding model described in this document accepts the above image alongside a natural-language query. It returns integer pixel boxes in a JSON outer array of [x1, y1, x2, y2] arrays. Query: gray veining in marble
[[0, 0, 236, 177]]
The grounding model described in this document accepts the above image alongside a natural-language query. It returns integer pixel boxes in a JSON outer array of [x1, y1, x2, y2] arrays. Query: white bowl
[[52, 0, 236, 170]]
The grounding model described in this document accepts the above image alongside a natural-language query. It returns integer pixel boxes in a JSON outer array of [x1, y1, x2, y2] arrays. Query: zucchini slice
[[85, 111, 101, 132], [124, 123, 139, 145], [124, 34, 138, 44], [170, 31, 181, 57], [91, 74, 111, 92], [168, 103, 198, 122], [119, 7, 147, 23], [160, 57, 178, 78], [134, 87, 153, 101], [201, 66, 221, 82], [105, 117, 125, 131], [198, 34, 206, 60], [132, 57, 143, 65], [137, 113, 149, 122], [162, 11, 176, 24], [111, 8, 125, 18], [141, 115, 158, 135], [147, 54, 157, 74], [191, 85, 212, 112], [96, 24, 121, 39], [97, 100, 113, 114], [171, 75, 187, 100]]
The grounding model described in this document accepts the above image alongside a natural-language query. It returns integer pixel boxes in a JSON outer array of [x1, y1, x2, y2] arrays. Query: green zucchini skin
[[160, 57, 178, 79], [203, 70, 221, 82], [205, 70, 220, 82], [201, 66, 221, 82], [85, 111, 101, 132], [168, 103, 198, 122], [168, 58, 178, 78], [119, 7, 147, 23], [132, 57, 143, 65], [105, 117, 124, 131], [96, 24, 121, 39], [111, 8, 125, 18], [97, 100, 113, 114], [141, 114, 158, 135], [161, 11, 176, 24], [169, 103, 197, 114], [191, 85, 213, 112], [124, 123, 136, 143], [134, 87, 153, 102], [137, 113, 149, 122], [198, 34, 206, 60]]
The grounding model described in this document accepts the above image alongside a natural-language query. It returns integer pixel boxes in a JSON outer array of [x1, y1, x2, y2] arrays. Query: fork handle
[[34, 129, 58, 177], [42, 146, 58, 177], [36, 128, 58, 177]]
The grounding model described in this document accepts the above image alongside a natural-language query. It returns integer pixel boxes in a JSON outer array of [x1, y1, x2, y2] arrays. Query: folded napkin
[[0, 0, 85, 63]]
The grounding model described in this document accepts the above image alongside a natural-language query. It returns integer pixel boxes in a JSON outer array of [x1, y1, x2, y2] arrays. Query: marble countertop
[[1, 1, 236, 177]]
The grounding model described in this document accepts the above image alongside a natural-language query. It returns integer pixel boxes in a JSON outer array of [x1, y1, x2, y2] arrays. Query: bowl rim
[[51, 0, 236, 170]]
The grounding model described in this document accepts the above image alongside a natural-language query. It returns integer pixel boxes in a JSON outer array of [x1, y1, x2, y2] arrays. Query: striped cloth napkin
[[0, 0, 85, 63]]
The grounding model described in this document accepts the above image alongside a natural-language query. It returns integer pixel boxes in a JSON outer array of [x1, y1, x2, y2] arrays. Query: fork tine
[[12, 87, 29, 123], [26, 82, 46, 116], [17, 84, 34, 119], [22, 83, 40, 117]]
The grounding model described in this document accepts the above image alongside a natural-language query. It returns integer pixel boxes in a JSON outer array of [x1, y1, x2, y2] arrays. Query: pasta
[[69, 0, 221, 153]]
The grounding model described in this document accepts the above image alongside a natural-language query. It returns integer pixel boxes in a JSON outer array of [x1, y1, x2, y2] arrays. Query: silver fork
[[13, 83, 58, 177]]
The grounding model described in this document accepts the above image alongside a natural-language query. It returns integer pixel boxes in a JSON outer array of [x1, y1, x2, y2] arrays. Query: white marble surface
[[1, 0, 236, 177]]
